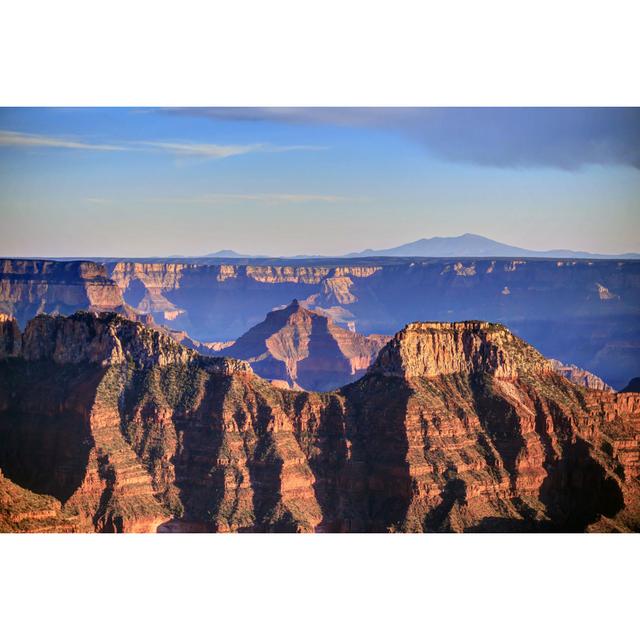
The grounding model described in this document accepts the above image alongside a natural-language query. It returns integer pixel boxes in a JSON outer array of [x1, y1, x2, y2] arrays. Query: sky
[[0, 107, 638, 257]]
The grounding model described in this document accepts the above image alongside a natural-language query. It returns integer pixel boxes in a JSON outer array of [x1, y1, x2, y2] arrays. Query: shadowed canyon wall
[[2, 257, 639, 388], [0, 260, 128, 326], [1, 313, 639, 533], [219, 299, 390, 391], [105, 258, 640, 389]]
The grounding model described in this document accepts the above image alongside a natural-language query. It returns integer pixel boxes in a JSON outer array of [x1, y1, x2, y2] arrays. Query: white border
[[1, 2, 638, 637], [1, 0, 639, 106], [1, 533, 638, 639]]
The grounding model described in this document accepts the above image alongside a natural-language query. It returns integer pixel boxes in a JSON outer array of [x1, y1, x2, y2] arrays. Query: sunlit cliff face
[[1, 312, 639, 533]]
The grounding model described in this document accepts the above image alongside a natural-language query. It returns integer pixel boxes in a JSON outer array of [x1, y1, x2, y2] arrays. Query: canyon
[[2, 257, 638, 390], [1, 312, 639, 533], [102, 257, 640, 390]]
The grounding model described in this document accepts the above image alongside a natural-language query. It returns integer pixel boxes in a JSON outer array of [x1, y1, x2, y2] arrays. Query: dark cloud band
[[169, 107, 640, 170]]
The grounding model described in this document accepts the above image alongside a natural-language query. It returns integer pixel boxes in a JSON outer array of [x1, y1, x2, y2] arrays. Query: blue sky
[[0, 107, 638, 256]]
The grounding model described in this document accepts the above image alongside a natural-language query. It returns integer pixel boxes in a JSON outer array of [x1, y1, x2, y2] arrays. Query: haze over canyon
[[2, 253, 637, 389], [0, 250, 639, 533]]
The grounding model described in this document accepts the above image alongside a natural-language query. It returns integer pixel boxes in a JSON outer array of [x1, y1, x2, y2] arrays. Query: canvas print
[[0, 107, 639, 533]]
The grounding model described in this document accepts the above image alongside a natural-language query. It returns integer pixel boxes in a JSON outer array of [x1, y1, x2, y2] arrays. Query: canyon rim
[[1, 107, 639, 534]]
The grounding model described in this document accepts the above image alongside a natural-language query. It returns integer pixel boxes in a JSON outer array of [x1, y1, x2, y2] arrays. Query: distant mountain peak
[[344, 233, 639, 260], [203, 249, 245, 258]]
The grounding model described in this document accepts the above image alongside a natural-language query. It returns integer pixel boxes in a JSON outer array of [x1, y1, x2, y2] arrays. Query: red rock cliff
[[1, 314, 639, 532]]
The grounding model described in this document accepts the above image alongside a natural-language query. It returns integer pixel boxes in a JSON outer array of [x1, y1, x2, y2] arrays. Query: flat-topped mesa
[[0, 259, 126, 315], [370, 321, 552, 379], [1, 258, 105, 278], [10, 311, 252, 374]]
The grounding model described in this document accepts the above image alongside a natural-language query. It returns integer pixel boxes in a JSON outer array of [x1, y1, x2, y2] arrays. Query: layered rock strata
[[1, 313, 639, 533], [548, 359, 613, 391], [102, 257, 640, 389], [219, 300, 390, 391], [0, 260, 133, 326], [2, 257, 639, 388]]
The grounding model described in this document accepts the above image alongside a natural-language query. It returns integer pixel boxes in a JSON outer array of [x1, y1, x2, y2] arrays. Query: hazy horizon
[[2, 230, 640, 260], [1, 107, 639, 257]]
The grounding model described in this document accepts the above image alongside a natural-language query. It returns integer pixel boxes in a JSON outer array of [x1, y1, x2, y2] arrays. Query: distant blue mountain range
[[343, 233, 640, 260]]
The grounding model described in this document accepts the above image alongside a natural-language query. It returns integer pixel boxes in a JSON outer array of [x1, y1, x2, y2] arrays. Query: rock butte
[[218, 299, 390, 391], [1, 312, 639, 533]]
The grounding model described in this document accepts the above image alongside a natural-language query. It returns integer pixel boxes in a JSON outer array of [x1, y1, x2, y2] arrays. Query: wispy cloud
[[142, 141, 263, 159], [0, 130, 126, 151], [0, 129, 325, 160], [142, 141, 325, 158]]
